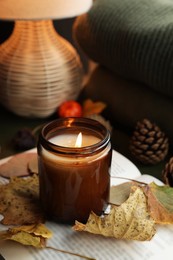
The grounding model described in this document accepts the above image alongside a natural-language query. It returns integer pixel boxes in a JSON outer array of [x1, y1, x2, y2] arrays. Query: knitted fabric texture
[[73, 0, 173, 97]]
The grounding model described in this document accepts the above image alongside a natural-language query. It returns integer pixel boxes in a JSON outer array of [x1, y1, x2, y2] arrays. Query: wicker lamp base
[[0, 20, 83, 118]]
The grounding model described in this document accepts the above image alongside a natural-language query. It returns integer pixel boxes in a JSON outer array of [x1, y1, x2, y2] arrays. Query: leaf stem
[[46, 246, 96, 260]]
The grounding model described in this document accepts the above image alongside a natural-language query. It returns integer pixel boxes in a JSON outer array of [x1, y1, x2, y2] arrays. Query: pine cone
[[129, 118, 169, 165], [162, 157, 173, 186]]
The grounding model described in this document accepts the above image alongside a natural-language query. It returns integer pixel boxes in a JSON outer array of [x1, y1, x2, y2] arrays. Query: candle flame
[[75, 132, 82, 148]]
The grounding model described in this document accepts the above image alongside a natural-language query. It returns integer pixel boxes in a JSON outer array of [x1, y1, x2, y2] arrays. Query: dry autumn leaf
[[109, 179, 148, 206], [0, 174, 44, 225], [74, 186, 156, 241], [109, 182, 133, 205], [144, 182, 173, 224], [0, 223, 52, 248], [82, 99, 106, 117], [0, 153, 37, 178], [28, 154, 38, 174]]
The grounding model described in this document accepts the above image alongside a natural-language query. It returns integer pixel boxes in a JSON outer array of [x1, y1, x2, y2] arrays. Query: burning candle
[[38, 117, 112, 224]]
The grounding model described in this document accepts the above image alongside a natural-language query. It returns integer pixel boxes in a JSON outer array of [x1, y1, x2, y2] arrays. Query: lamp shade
[[0, 0, 92, 20]]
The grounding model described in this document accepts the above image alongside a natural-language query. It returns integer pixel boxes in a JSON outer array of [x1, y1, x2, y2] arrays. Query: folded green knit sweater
[[74, 0, 173, 97]]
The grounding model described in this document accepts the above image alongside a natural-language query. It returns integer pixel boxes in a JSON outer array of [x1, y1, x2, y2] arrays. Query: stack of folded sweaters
[[73, 0, 173, 145]]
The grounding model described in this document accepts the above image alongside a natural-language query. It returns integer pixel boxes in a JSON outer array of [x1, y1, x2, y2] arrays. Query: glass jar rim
[[39, 117, 111, 156]]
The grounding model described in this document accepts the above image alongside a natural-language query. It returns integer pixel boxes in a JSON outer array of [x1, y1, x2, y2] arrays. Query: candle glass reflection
[[37, 117, 112, 224]]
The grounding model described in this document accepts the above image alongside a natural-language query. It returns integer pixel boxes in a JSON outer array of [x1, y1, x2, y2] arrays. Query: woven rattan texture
[[0, 20, 82, 117]]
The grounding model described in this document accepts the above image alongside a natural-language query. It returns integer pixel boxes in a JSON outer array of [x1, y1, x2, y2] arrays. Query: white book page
[[111, 150, 163, 186], [0, 149, 172, 260], [110, 150, 141, 186]]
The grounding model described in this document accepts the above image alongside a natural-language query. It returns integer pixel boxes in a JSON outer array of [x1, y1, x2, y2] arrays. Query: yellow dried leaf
[[0, 223, 52, 248], [74, 186, 156, 241], [82, 99, 106, 117], [9, 223, 52, 238], [8, 231, 45, 248]]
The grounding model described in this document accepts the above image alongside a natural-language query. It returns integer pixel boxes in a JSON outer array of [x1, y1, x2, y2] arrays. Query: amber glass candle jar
[[37, 117, 112, 224]]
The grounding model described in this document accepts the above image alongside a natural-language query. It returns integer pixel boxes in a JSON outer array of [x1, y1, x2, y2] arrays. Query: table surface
[[0, 104, 166, 181]]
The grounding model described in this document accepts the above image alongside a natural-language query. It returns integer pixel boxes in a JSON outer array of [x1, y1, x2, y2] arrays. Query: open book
[[0, 149, 172, 260]]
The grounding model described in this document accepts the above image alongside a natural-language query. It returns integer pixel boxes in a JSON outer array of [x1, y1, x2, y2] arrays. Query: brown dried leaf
[[0, 175, 44, 225], [74, 186, 156, 241], [109, 182, 133, 205], [0, 223, 52, 248], [28, 154, 38, 174], [82, 99, 106, 117], [144, 182, 173, 224], [0, 153, 37, 178]]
